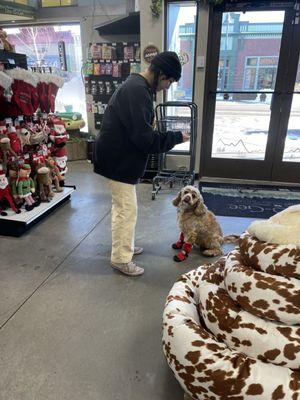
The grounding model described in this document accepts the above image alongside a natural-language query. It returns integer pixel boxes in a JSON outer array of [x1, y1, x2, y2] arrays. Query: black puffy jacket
[[93, 74, 183, 184]]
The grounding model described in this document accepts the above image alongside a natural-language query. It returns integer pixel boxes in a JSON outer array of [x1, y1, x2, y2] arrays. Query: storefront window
[[243, 56, 278, 90], [166, 1, 197, 102], [5, 24, 87, 131]]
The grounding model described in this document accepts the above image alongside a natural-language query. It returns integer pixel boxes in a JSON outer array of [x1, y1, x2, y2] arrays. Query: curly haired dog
[[172, 185, 238, 262]]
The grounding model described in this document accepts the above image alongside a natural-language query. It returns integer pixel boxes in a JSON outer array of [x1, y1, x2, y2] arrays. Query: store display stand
[[0, 186, 75, 237]]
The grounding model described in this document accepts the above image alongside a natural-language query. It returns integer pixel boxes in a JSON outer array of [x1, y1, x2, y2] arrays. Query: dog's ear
[[194, 198, 207, 216], [172, 190, 181, 207]]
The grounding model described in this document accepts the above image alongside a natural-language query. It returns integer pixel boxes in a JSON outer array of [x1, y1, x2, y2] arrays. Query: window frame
[[243, 55, 279, 91]]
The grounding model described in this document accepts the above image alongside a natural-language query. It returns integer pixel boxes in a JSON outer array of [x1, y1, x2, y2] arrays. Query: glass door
[[166, 1, 198, 153], [272, 33, 300, 181], [201, 1, 300, 183]]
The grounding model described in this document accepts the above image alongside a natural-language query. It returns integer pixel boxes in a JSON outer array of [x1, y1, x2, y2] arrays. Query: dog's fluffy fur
[[172, 185, 237, 257]]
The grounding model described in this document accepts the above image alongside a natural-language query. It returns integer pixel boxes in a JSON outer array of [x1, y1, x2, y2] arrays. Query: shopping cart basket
[[151, 101, 197, 200]]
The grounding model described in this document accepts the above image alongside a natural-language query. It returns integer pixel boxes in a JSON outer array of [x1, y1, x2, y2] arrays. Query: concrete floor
[[0, 161, 255, 400]]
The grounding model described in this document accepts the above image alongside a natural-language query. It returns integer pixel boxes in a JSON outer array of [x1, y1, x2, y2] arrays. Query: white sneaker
[[111, 261, 144, 276], [133, 246, 144, 255]]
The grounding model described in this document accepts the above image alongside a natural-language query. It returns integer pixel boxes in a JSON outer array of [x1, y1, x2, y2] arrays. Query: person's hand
[[182, 132, 190, 142]]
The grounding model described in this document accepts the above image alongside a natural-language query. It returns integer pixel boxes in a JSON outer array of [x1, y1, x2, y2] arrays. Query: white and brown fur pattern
[[172, 185, 238, 261], [163, 235, 300, 399]]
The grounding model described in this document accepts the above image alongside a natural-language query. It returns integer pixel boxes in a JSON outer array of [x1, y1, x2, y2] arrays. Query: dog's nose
[[183, 196, 190, 203]]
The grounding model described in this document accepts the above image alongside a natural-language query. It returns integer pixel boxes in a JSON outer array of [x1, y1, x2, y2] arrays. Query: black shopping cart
[[151, 101, 197, 200]]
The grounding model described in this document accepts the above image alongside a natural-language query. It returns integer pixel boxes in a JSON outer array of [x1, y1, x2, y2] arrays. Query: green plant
[[150, 0, 162, 18]]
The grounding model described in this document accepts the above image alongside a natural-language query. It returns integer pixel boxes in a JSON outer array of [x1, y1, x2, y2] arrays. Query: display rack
[[0, 186, 75, 237], [0, 50, 73, 236], [84, 41, 141, 131]]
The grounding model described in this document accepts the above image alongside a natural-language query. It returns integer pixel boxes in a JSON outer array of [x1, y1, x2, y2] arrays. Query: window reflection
[[167, 1, 197, 103]]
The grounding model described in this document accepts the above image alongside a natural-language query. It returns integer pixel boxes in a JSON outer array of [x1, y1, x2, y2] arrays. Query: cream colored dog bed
[[248, 204, 300, 246]]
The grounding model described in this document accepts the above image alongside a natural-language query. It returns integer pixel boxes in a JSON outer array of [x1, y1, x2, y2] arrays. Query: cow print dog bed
[[163, 233, 300, 399]]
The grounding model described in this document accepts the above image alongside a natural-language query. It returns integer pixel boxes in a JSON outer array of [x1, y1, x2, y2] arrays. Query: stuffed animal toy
[[7, 126, 22, 154], [0, 121, 6, 137], [45, 157, 63, 192], [0, 136, 17, 172], [0, 168, 21, 216], [0, 28, 14, 52], [17, 126, 31, 150], [8, 163, 21, 203], [53, 147, 67, 185], [36, 166, 54, 202], [49, 119, 69, 158], [29, 123, 48, 146], [17, 163, 37, 211]]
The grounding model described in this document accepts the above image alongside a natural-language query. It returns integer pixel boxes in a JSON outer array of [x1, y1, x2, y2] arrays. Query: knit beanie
[[150, 51, 182, 81]]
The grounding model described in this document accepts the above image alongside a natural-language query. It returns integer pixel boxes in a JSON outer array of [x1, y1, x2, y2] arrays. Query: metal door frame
[[200, 0, 300, 183]]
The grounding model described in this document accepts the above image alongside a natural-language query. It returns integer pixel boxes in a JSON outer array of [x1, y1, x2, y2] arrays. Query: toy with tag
[[17, 164, 37, 211], [45, 156, 64, 191], [36, 166, 55, 202]]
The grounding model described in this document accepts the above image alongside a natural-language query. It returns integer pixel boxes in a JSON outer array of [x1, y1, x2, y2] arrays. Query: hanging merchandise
[[90, 43, 102, 60], [93, 61, 101, 76], [82, 60, 94, 76], [6, 68, 38, 116], [85, 41, 140, 129], [123, 46, 134, 61], [36, 73, 64, 113]]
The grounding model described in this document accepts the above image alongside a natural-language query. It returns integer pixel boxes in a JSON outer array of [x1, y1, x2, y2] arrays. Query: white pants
[[107, 179, 137, 264]]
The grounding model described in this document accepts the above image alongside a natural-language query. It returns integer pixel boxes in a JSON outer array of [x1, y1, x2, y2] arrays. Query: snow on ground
[[172, 98, 300, 162]]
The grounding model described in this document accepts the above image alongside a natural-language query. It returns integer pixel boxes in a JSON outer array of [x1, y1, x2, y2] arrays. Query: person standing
[[93, 51, 190, 276]]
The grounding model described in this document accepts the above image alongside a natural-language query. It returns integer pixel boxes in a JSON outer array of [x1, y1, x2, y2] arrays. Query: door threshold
[[199, 176, 300, 187]]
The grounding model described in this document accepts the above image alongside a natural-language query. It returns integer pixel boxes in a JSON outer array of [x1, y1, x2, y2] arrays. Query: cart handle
[[158, 101, 196, 107]]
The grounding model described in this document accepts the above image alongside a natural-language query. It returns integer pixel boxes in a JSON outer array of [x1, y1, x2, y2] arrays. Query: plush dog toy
[[172, 185, 238, 262], [36, 166, 55, 202]]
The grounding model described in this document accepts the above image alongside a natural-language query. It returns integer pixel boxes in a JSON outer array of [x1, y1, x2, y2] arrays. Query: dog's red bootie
[[172, 232, 184, 249], [173, 242, 192, 262]]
